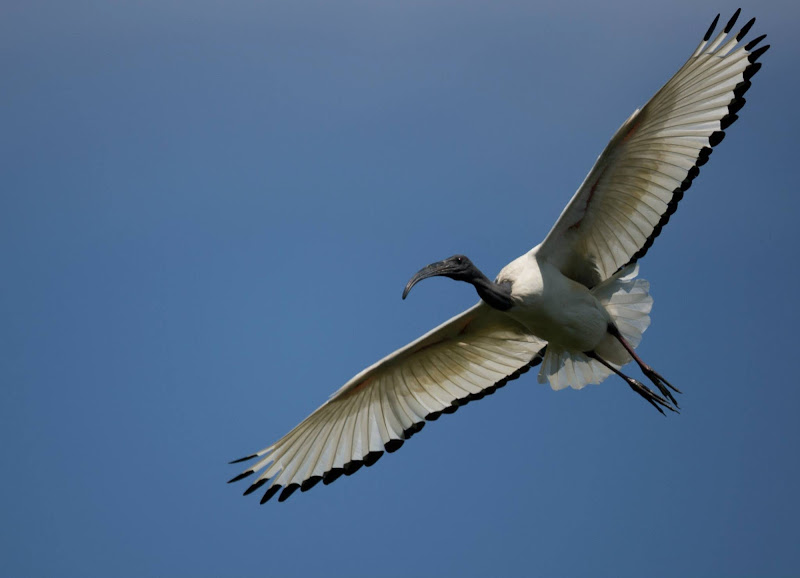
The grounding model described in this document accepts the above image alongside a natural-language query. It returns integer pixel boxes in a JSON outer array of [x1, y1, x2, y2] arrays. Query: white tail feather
[[538, 264, 653, 390]]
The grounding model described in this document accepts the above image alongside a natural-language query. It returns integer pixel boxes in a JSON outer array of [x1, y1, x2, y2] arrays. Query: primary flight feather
[[228, 10, 768, 504]]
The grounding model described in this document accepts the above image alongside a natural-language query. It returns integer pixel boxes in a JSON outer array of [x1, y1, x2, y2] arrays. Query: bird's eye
[[456, 257, 463, 264]]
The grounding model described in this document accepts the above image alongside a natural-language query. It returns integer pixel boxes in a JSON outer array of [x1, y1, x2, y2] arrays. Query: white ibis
[[229, 11, 768, 503]]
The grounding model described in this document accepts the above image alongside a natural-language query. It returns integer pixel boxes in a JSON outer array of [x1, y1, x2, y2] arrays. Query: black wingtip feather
[[729, 97, 746, 115], [733, 80, 752, 99], [323, 468, 344, 485], [260, 485, 281, 504], [278, 484, 300, 502], [723, 9, 741, 34], [301, 476, 322, 492], [343, 460, 363, 476], [229, 454, 258, 464], [744, 34, 766, 51], [403, 422, 425, 439], [709, 131, 726, 147], [696, 146, 713, 167], [736, 17, 755, 41], [363, 451, 384, 467], [704, 14, 720, 41], [385, 439, 404, 453], [743, 62, 761, 82], [243, 478, 268, 496], [678, 173, 693, 193], [228, 470, 254, 484], [748, 45, 770, 64], [720, 113, 738, 130]]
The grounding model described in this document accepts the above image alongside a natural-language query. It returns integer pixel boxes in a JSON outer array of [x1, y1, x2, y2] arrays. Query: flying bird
[[229, 11, 768, 503]]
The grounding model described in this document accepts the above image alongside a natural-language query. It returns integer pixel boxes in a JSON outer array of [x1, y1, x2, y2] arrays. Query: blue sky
[[2, 1, 799, 576]]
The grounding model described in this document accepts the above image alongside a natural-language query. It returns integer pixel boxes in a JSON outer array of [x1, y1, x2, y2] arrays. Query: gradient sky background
[[3, 1, 799, 576]]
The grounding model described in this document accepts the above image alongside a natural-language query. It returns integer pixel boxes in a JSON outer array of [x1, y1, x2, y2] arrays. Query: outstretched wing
[[537, 11, 768, 287], [228, 303, 546, 503]]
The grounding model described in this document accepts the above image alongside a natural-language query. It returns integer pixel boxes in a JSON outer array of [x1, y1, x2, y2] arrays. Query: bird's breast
[[504, 258, 609, 352]]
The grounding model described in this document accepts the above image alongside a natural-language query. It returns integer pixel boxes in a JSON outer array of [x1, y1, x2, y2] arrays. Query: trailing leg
[[586, 351, 678, 415], [607, 324, 681, 407]]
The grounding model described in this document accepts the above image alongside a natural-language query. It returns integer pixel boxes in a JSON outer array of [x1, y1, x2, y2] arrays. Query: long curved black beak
[[402, 261, 454, 300]]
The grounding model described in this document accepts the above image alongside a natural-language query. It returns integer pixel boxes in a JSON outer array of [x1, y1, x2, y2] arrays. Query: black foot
[[641, 366, 681, 407], [626, 377, 679, 415]]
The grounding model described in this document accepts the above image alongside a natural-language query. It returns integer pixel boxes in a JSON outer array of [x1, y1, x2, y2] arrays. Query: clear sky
[[2, 1, 799, 576]]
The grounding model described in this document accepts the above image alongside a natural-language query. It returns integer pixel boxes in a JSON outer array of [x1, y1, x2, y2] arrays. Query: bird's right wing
[[536, 11, 767, 287], [228, 302, 546, 503]]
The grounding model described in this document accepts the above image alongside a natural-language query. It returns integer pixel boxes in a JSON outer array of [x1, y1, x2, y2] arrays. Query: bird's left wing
[[537, 11, 768, 287], [228, 302, 546, 503]]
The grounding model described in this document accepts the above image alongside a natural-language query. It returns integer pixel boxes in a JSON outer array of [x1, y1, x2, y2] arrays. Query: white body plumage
[[500, 249, 612, 354]]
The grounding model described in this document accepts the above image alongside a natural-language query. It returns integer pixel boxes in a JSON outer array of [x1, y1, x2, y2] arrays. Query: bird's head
[[403, 254, 514, 310], [402, 254, 477, 300], [403, 255, 483, 299]]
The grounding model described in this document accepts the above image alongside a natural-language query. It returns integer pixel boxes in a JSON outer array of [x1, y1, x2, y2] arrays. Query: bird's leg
[[607, 324, 681, 407], [585, 351, 678, 415]]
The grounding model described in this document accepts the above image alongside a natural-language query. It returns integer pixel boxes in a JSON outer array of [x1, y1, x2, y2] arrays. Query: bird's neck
[[470, 274, 514, 311]]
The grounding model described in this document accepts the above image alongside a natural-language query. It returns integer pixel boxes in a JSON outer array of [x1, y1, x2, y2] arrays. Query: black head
[[402, 254, 478, 300]]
